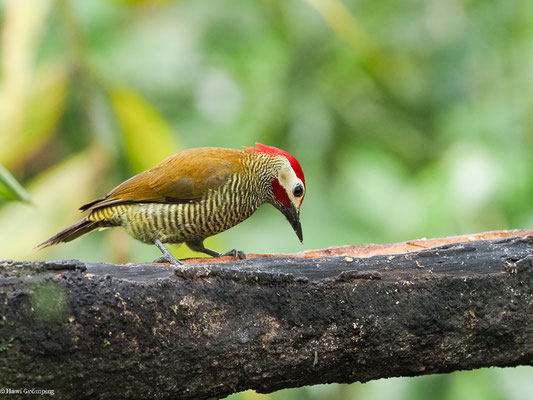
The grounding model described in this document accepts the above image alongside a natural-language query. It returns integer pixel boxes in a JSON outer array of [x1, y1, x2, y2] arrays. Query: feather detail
[[37, 218, 100, 248], [80, 147, 244, 212]]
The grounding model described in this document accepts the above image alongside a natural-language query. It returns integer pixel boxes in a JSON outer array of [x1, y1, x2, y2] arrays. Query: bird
[[38, 143, 306, 265]]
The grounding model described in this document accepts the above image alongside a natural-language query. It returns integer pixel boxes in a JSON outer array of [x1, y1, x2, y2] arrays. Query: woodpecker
[[39, 143, 306, 265]]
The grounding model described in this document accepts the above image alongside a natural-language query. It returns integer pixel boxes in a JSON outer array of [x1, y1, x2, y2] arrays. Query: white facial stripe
[[277, 160, 305, 208]]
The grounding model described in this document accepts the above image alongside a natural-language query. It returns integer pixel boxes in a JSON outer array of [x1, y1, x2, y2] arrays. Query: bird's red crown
[[245, 143, 305, 185]]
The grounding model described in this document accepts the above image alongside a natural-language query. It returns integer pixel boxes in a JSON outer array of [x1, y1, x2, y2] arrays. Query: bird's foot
[[222, 249, 246, 260], [152, 254, 183, 266], [152, 238, 183, 265]]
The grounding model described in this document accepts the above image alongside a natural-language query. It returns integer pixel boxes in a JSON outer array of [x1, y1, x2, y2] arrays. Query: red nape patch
[[272, 178, 290, 206], [245, 143, 305, 185]]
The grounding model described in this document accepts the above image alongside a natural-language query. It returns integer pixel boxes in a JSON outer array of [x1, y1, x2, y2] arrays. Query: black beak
[[282, 203, 303, 243]]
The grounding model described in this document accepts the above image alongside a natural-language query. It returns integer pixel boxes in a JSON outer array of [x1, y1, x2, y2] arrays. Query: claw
[[223, 249, 246, 260]]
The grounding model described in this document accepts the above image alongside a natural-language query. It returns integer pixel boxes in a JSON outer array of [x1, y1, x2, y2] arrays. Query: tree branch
[[1, 230, 533, 399]]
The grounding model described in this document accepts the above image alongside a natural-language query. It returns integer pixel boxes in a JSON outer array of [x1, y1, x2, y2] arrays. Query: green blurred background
[[1, 0, 533, 398]]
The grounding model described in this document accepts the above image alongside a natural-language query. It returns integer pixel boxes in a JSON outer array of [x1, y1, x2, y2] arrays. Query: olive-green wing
[[80, 147, 244, 212]]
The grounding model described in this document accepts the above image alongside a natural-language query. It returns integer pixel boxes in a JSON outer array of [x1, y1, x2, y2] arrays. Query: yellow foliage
[[109, 87, 181, 172]]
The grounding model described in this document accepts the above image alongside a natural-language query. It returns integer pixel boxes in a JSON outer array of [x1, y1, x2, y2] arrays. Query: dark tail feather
[[38, 218, 100, 249]]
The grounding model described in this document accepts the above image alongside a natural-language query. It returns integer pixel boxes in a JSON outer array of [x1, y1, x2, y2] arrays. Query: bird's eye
[[293, 185, 304, 198]]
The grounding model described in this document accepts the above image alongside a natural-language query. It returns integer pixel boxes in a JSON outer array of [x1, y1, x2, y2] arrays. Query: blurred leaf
[[0, 147, 106, 261], [19, 66, 69, 152], [109, 87, 180, 172], [0, 65, 69, 168], [0, 164, 30, 203], [0, 0, 56, 168]]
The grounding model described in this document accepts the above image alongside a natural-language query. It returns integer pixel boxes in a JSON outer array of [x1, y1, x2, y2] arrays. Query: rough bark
[[1, 230, 533, 399]]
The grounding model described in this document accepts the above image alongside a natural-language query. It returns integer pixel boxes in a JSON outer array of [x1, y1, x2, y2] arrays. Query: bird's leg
[[186, 240, 246, 260], [186, 240, 221, 257], [152, 238, 183, 265]]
